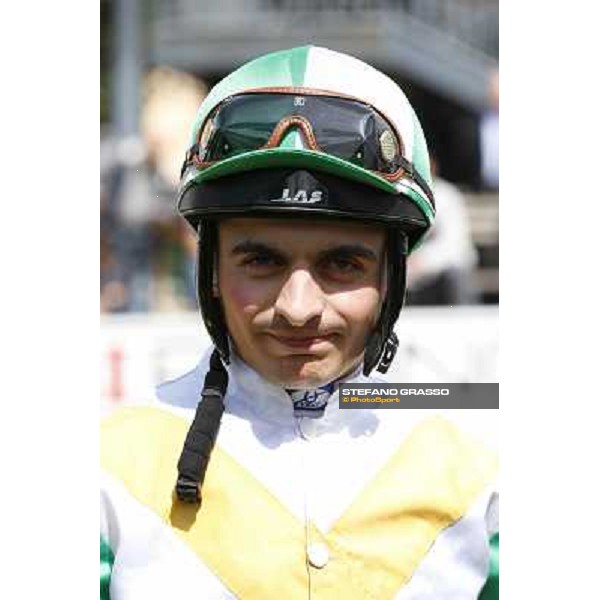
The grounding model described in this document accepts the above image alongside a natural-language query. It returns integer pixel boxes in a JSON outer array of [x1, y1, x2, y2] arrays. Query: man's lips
[[265, 332, 337, 348]]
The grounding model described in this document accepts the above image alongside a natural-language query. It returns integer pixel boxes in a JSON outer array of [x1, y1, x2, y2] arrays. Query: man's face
[[217, 217, 386, 388]]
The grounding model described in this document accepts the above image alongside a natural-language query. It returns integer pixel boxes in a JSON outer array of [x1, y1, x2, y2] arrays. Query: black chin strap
[[197, 220, 230, 363], [363, 228, 408, 375], [175, 349, 228, 504]]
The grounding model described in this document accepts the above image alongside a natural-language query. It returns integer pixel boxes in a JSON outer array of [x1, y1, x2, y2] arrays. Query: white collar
[[156, 347, 386, 434]]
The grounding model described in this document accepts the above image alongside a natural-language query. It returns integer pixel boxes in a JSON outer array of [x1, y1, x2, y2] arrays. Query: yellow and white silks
[[101, 349, 498, 599]]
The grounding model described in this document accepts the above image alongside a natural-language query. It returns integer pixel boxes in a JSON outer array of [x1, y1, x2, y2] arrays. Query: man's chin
[[264, 354, 340, 389], [264, 353, 361, 389]]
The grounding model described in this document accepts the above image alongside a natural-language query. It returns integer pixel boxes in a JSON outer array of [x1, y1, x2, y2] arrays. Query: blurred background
[[100, 0, 499, 404]]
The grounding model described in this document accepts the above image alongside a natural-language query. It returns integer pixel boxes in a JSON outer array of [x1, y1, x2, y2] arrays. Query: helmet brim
[[178, 167, 430, 252], [185, 148, 434, 222], [192, 147, 398, 193]]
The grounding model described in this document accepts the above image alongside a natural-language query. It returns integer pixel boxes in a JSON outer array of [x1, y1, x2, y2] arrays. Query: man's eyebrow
[[319, 244, 379, 262], [230, 240, 286, 259], [230, 241, 379, 261]]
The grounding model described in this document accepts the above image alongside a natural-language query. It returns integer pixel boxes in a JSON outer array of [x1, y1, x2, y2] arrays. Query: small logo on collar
[[289, 383, 335, 417]]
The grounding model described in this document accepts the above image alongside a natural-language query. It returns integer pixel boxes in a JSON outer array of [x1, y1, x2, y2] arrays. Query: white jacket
[[101, 349, 498, 600]]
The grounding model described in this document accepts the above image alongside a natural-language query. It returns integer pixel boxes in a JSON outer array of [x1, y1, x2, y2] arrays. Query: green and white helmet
[[177, 45, 436, 375]]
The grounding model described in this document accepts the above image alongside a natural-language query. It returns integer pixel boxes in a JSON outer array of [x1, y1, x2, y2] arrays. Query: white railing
[[100, 306, 499, 409]]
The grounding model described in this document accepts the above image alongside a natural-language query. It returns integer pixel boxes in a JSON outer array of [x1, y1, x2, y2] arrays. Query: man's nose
[[274, 268, 326, 327]]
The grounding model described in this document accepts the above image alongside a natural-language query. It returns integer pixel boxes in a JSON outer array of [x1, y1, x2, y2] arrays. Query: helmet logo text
[[270, 188, 323, 204]]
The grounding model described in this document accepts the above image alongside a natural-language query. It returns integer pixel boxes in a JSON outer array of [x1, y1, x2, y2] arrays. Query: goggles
[[184, 90, 435, 208]]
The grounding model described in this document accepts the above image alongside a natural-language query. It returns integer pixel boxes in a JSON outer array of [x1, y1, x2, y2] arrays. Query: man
[[101, 46, 498, 599]]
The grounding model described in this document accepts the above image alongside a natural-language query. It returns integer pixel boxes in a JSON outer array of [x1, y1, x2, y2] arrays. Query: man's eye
[[241, 254, 281, 268], [324, 257, 362, 274]]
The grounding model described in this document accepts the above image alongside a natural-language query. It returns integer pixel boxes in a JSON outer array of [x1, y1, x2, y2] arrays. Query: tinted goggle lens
[[198, 94, 403, 174]]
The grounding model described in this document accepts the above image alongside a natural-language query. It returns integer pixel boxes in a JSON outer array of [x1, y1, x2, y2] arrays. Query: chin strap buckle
[[175, 476, 201, 504], [377, 332, 399, 374]]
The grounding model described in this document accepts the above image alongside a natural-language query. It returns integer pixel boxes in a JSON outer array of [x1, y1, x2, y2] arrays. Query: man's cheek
[[334, 289, 381, 321], [224, 282, 264, 318]]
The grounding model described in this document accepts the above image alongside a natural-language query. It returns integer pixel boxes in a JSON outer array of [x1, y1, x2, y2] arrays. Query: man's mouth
[[266, 333, 337, 349]]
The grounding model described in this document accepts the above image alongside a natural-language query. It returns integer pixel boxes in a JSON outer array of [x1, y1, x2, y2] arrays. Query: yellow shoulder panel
[[101, 408, 497, 600]]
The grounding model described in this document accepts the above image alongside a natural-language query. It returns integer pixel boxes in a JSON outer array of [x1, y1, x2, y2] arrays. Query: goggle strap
[[181, 143, 199, 178], [396, 156, 436, 210]]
